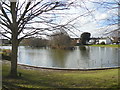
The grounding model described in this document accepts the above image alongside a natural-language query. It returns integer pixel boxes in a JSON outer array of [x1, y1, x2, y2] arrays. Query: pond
[[1, 46, 119, 69]]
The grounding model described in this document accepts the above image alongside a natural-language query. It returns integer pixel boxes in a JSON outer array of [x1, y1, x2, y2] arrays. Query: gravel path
[[2, 60, 119, 72], [2, 60, 67, 72]]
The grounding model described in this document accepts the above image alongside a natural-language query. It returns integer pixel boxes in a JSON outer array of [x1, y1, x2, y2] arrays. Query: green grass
[[2, 63, 119, 89], [89, 44, 120, 48]]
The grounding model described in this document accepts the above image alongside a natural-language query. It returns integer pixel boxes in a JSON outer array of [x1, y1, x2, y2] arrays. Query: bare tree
[[0, 0, 69, 77], [26, 38, 48, 47], [1, 0, 119, 77], [50, 31, 72, 49]]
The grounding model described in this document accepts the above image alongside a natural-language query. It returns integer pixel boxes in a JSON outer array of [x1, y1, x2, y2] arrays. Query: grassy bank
[[2, 62, 119, 89], [89, 44, 120, 48]]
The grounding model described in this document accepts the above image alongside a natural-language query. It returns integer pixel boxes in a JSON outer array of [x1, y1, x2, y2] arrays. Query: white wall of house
[[99, 39, 106, 44], [98, 38, 112, 44]]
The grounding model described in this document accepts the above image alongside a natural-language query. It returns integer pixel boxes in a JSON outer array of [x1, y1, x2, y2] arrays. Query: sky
[[33, 0, 119, 38], [0, 0, 119, 39], [51, 0, 119, 38]]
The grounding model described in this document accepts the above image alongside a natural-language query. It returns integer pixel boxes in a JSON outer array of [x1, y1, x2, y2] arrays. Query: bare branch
[[62, 26, 79, 38], [2, 2, 10, 7], [0, 25, 12, 34], [17, 1, 66, 35], [0, 32, 11, 40], [17, 1, 31, 24], [0, 3, 11, 24], [27, 0, 43, 12], [0, 21, 11, 29], [0, 15, 11, 26], [17, 0, 25, 10]]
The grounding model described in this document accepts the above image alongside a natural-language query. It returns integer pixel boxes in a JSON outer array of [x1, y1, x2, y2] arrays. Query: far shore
[[88, 44, 120, 48]]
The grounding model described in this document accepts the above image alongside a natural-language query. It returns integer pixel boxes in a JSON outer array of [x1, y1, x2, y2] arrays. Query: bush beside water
[[0, 49, 11, 60]]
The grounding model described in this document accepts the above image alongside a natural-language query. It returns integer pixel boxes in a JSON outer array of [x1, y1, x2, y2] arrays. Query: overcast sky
[[33, 0, 119, 38], [0, 0, 119, 39], [53, 0, 119, 38]]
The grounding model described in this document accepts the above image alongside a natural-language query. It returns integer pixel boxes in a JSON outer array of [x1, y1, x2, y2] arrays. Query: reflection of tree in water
[[79, 46, 91, 68], [50, 49, 71, 68], [79, 46, 90, 61]]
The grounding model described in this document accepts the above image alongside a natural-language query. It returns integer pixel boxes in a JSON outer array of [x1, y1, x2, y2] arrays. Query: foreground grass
[[2, 63, 119, 89], [89, 44, 120, 48]]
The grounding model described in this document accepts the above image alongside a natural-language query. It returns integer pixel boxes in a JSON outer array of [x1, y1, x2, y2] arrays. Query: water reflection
[[79, 46, 90, 60], [79, 46, 90, 68], [49, 49, 71, 68], [0, 46, 119, 69]]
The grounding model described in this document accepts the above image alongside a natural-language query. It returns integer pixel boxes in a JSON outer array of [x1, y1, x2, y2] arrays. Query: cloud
[[96, 13, 108, 20], [0, 0, 118, 39]]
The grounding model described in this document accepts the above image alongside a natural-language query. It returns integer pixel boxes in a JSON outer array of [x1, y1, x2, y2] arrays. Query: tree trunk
[[10, 1, 18, 77], [10, 35, 19, 77]]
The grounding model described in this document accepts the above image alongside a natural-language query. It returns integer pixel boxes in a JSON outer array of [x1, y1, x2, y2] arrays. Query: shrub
[[0, 49, 11, 60], [100, 41, 105, 45]]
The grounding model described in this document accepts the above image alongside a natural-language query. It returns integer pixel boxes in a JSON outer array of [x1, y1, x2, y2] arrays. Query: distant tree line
[[21, 38, 48, 47], [21, 32, 76, 50]]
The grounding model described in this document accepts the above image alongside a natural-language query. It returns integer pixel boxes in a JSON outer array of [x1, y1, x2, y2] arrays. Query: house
[[88, 39, 96, 44], [96, 37, 112, 44], [106, 37, 113, 44], [88, 37, 113, 44], [88, 37, 100, 44], [107, 30, 120, 44], [111, 35, 120, 44]]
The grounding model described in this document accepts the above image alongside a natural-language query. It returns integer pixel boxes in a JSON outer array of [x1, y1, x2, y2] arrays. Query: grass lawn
[[2, 62, 119, 89], [89, 44, 120, 48]]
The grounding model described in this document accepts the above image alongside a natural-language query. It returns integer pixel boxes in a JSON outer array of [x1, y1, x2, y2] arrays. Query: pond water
[[1, 46, 120, 69]]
